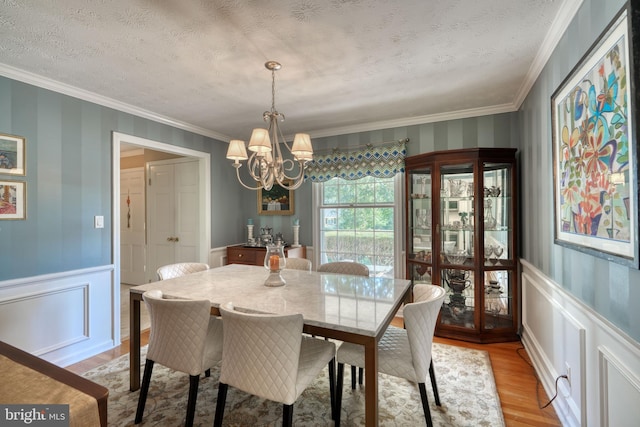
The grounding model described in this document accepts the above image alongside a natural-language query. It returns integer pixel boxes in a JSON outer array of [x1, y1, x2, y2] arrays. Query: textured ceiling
[[0, 0, 580, 142]]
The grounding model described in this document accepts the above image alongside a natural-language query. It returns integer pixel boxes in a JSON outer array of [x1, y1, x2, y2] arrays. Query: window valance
[[305, 139, 407, 182]]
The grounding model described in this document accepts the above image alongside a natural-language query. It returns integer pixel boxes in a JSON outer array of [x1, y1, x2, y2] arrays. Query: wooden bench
[[0, 341, 108, 427]]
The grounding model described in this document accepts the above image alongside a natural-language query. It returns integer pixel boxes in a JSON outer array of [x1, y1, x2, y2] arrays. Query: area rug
[[82, 343, 504, 426]]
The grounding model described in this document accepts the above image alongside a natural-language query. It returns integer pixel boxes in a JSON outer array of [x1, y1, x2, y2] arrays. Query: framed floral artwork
[[0, 180, 26, 220], [551, 4, 639, 268], [0, 133, 25, 176]]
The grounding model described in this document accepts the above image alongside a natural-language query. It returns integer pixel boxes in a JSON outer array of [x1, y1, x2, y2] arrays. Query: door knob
[[174, 237, 179, 242], [167, 237, 174, 242]]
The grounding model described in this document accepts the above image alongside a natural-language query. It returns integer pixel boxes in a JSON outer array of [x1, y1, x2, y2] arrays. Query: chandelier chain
[[271, 68, 276, 113]]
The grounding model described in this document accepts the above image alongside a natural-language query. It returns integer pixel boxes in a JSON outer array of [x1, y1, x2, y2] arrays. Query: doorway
[[112, 132, 211, 343]]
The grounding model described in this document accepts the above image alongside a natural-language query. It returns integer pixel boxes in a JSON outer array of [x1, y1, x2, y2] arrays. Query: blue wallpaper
[[0, 77, 242, 281], [519, 0, 640, 342]]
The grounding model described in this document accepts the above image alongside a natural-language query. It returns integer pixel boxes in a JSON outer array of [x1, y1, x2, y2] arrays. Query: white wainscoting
[[209, 245, 228, 268], [520, 259, 640, 427], [0, 265, 115, 367]]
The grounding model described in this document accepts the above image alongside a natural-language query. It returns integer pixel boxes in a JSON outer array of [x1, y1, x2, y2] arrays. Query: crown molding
[[514, 0, 584, 108], [306, 103, 517, 139], [0, 64, 230, 142]]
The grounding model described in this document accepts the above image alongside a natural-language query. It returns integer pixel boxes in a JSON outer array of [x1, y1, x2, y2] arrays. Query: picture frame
[[0, 180, 26, 220], [0, 133, 26, 176], [551, 5, 639, 268], [258, 180, 294, 215]]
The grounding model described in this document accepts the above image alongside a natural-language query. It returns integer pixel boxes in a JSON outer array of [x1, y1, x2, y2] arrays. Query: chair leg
[[185, 375, 200, 427], [283, 404, 294, 427], [358, 367, 364, 385], [418, 382, 433, 427], [336, 363, 345, 427], [350, 365, 356, 389], [213, 383, 228, 427], [429, 360, 441, 406], [328, 358, 336, 420], [134, 359, 154, 424]]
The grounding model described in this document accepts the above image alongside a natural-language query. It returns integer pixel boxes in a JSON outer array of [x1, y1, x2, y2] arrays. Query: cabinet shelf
[[405, 148, 519, 343]]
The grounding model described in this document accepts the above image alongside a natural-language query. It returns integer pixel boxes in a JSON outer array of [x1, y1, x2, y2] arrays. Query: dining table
[[128, 263, 412, 426]]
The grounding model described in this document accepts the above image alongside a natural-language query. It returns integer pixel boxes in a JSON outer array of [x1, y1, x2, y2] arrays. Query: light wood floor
[[67, 322, 562, 427]]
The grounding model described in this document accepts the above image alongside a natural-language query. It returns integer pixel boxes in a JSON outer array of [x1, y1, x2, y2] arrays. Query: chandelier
[[226, 61, 313, 191]]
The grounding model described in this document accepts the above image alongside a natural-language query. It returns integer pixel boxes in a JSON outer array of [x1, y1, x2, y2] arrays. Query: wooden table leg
[[363, 338, 378, 426], [129, 292, 141, 391]]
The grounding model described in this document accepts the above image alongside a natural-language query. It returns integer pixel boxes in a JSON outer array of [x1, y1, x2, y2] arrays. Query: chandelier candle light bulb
[[226, 61, 313, 191]]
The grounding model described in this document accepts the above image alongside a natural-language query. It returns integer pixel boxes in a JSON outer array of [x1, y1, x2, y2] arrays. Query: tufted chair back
[[214, 303, 336, 427], [317, 261, 369, 276], [283, 257, 312, 271], [401, 284, 446, 381], [156, 262, 209, 280]]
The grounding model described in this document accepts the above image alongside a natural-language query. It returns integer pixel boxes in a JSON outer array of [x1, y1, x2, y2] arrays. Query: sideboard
[[226, 244, 306, 266]]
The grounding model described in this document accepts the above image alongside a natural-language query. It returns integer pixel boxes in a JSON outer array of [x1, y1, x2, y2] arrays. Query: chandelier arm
[[247, 154, 275, 191], [232, 163, 264, 190], [275, 168, 306, 190], [272, 116, 305, 187]]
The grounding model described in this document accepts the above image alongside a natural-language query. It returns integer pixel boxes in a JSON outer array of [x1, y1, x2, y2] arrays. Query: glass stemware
[[493, 245, 504, 259]]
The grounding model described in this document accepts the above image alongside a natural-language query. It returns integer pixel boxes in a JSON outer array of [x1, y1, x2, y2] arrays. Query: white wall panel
[[521, 259, 640, 427], [599, 346, 640, 427], [0, 265, 115, 366]]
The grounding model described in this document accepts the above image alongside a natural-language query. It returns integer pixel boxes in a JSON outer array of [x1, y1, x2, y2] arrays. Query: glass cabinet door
[[408, 169, 432, 284], [482, 161, 514, 330], [439, 163, 475, 330]]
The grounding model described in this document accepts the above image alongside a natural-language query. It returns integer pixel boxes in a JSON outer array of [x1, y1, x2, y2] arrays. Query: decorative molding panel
[[520, 259, 640, 427], [0, 265, 115, 366], [598, 346, 640, 427], [0, 284, 89, 355]]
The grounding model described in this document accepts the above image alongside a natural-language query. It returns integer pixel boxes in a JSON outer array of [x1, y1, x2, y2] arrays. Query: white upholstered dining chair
[[156, 262, 209, 280], [135, 290, 223, 427], [213, 303, 337, 427], [317, 260, 370, 385], [283, 257, 312, 271], [335, 284, 446, 427]]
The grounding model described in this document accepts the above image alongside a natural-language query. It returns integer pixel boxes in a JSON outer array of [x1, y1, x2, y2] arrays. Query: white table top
[[130, 263, 412, 338]]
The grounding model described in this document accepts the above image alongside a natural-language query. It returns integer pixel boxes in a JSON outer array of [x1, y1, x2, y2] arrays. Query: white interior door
[[174, 161, 200, 261], [120, 168, 146, 285], [146, 158, 200, 282]]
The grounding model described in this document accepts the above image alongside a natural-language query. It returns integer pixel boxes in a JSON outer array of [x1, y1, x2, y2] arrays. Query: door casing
[[112, 132, 211, 344]]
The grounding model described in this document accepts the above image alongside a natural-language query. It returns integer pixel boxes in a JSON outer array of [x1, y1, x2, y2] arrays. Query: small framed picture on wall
[[0, 133, 25, 176], [0, 180, 26, 220]]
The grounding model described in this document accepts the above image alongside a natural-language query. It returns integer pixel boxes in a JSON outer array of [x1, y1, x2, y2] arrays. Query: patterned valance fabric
[[306, 140, 406, 182]]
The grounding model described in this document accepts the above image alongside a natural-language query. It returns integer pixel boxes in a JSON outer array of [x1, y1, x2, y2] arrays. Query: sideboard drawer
[[227, 246, 256, 265], [227, 245, 307, 266]]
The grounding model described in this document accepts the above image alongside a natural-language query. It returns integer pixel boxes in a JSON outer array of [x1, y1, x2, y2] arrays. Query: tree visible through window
[[317, 175, 399, 277]]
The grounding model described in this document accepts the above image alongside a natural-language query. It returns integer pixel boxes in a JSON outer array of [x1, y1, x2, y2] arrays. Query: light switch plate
[[94, 215, 104, 229]]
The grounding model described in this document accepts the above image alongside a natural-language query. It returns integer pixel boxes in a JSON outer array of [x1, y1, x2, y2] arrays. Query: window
[[314, 174, 403, 277]]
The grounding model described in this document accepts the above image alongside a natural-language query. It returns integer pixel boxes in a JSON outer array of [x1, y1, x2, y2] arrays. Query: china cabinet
[[405, 148, 518, 343]]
